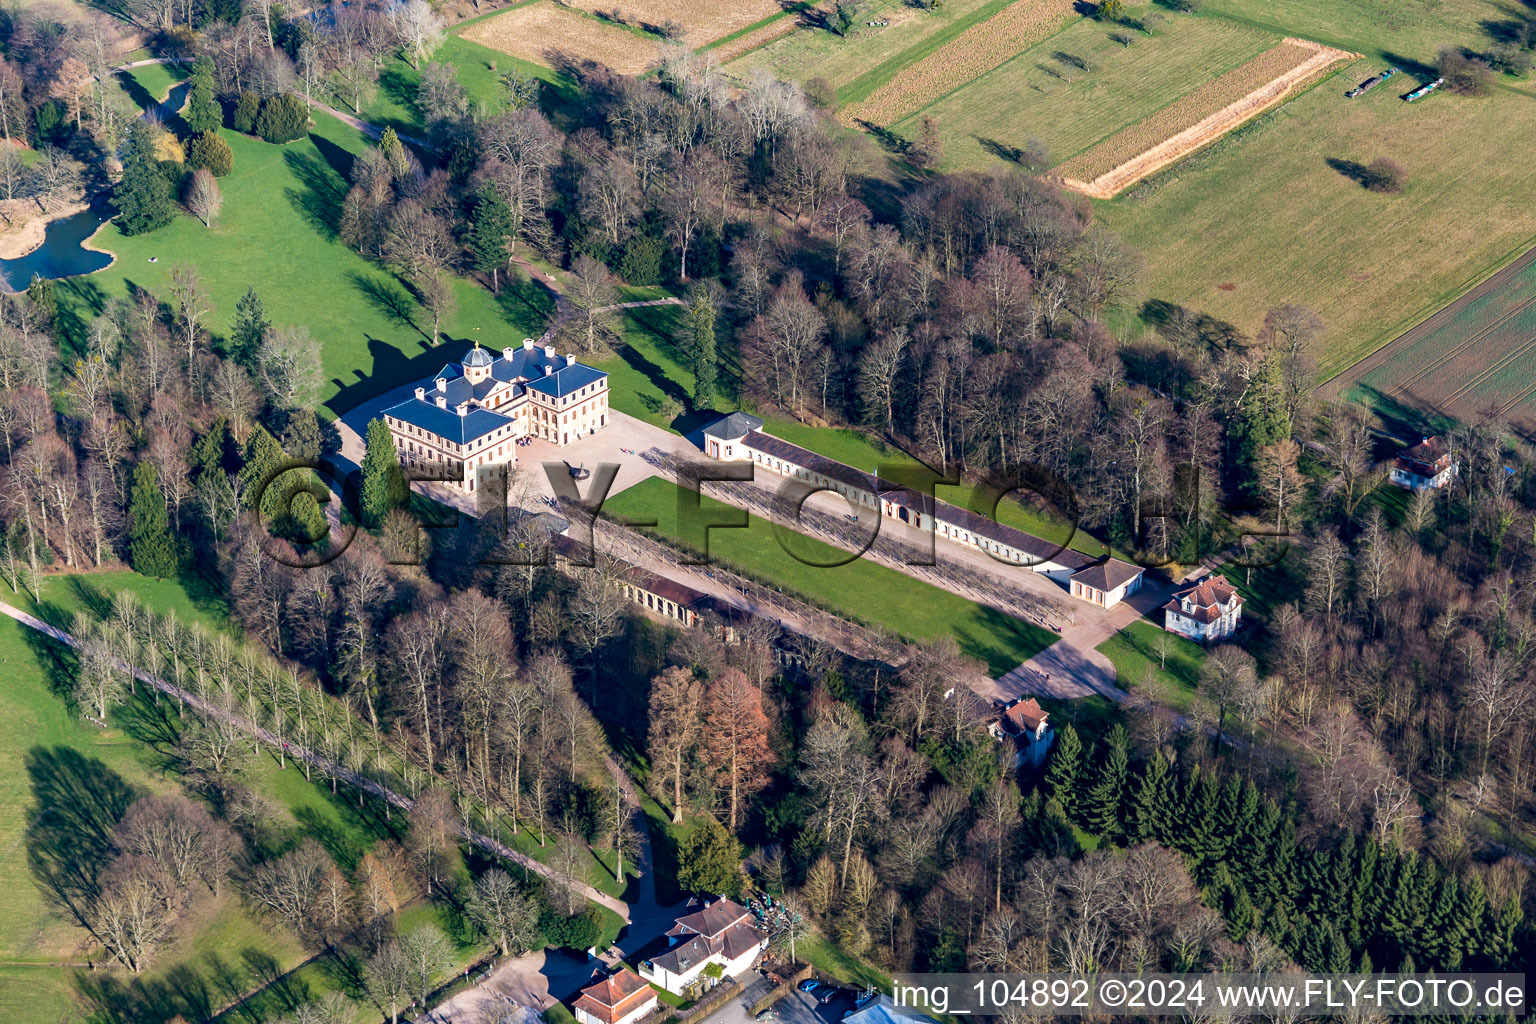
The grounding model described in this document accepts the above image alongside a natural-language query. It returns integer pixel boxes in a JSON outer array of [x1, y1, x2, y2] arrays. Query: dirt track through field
[[1060, 39, 1352, 198]]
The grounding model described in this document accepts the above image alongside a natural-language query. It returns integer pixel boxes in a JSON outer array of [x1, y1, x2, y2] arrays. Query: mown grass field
[[604, 475, 1058, 673], [896, 12, 1279, 171], [1202, 0, 1512, 61], [1096, 618, 1206, 713], [1099, 66, 1536, 379], [64, 110, 550, 419]]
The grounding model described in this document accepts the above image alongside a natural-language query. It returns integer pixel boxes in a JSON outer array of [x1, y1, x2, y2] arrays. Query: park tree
[[129, 461, 180, 578], [366, 937, 412, 1024], [1081, 726, 1130, 840], [703, 669, 773, 832], [184, 168, 222, 227], [256, 94, 309, 143], [1042, 722, 1084, 815], [685, 284, 718, 408], [231, 288, 270, 365], [401, 924, 455, 1008], [258, 325, 325, 411], [466, 869, 540, 956], [360, 418, 407, 528], [1200, 644, 1261, 753], [117, 120, 174, 235], [677, 815, 743, 897], [185, 60, 223, 134], [187, 133, 234, 176], [563, 255, 620, 355], [467, 185, 515, 291], [233, 90, 261, 133], [648, 666, 703, 823]]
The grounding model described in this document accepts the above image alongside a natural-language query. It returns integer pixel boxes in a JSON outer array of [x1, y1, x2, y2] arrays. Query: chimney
[[435, 378, 447, 392], [566, 353, 576, 367], [522, 338, 534, 350], [502, 348, 515, 361], [456, 403, 468, 417], [435, 396, 447, 409], [414, 386, 425, 400], [543, 345, 555, 358]]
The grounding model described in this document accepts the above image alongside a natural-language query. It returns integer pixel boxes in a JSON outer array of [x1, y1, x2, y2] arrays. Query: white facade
[[1162, 580, 1244, 643]]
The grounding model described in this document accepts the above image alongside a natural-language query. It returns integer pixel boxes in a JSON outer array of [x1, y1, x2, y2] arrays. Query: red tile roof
[[1164, 578, 1243, 624], [574, 969, 655, 1024], [1004, 698, 1048, 734]]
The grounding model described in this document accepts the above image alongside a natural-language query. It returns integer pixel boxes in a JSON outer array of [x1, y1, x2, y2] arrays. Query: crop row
[[843, 0, 1078, 127]]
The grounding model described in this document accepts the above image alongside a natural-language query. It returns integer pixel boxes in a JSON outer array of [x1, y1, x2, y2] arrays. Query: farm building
[[1163, 577, 1244, 643], [1389, 436, 1458, 491]]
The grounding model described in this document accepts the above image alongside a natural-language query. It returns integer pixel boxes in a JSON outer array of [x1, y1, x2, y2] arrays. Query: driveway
[[712, 983, 860, 1024]]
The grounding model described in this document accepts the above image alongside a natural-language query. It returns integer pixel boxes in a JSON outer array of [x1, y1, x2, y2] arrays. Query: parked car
[[812, 984, 839, 1004], [798, 979, 821, 993]]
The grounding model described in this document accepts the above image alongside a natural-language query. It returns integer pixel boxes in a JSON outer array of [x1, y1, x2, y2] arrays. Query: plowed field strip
[[1384, 292, 1536, 398], [840, 0, 1078, 126]]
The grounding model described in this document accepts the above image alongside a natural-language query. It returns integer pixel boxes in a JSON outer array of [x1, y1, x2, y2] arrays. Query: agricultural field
[[564, 0, 785, 49], [1098, 66, 1536, 378], [1202, 0, 1513, 61], [841, 0, 1081, 125], [1337, 248, 1536, 432], [459, 0, 667, 74], [898, 13, 1279, 173], [723, 0, 1010, 100], [1058, 38, 1350, 196]]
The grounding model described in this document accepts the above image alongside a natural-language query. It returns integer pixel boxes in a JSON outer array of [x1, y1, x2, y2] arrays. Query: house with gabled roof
[[1068, 557, 1144, 609], [1163, 577, 1244, 643], [1389, 436, 1458, 492], [638, 897, 767, 997], [383, 338, 609, 493], [987, 696, 1054, 768], [573, 968, 658, 1024]]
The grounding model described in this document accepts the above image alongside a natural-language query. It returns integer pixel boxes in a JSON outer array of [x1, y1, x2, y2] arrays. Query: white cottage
[[638, 898, 767, 997], [1162, 577, 1244, 643]]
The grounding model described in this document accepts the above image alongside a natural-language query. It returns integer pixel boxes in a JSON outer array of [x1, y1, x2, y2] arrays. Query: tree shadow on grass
[[495, 271, 559, 330], [351, 270, 423, 336], [17, 612, 79, 696], [284, 146, 350, 239], [292, 805, 367, 872], [378, 65, 425, 135], [114, 689, 186, 766], [25, 746, 139, 933]]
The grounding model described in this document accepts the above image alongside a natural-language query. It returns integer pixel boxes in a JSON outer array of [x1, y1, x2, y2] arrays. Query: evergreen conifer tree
[[190, 418, 229, 479], [1228, 352, 1287, 498], [360, 417, 407, 528], [686, 285, 718, 409], [117, 121, 175, 235], [185, 58, 223, 134], [1042, 723, 1083, 817], [230, 287, 270, 365], [1081, 727, 1129, 840], [1129, 747, 1174, 844], [467, 186, 514, 291], [128, 461, 180, 578]]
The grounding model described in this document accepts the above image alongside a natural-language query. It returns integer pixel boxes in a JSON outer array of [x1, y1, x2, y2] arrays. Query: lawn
[[16, 569, 233, 635], [603, 476, 1058, 674], [59, 109, 549, 420], [1096, 618, 1206, 713], [897, 12, 1278, 171], [359, 35, 580, 137], [1098, 62, 1536, 379]]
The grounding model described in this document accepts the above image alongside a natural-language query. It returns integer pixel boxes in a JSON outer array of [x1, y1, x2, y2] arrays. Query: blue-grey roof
[[463, 345, 495, 367], [384, 398, 512, 444], [703, 412, 763, 440], [527, 363, 608, 398]]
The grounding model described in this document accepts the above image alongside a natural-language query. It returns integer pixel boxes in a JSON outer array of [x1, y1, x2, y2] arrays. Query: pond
[[0, 79, 191, 293]]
